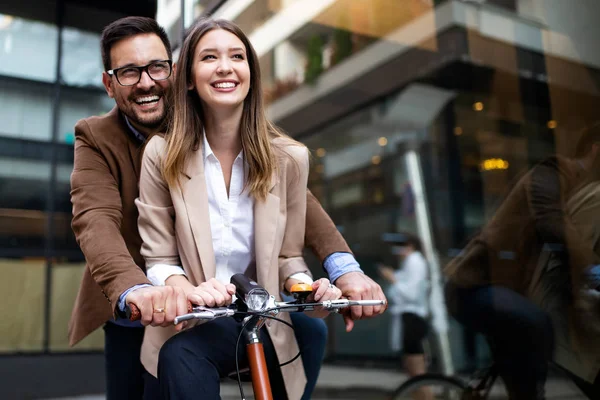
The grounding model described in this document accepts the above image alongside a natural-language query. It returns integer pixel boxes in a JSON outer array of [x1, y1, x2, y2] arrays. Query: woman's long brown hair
[[162, 18, 302, 201]]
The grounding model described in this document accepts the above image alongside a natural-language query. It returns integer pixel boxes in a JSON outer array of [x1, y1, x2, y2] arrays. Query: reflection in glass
[[0, 79, 54, 141], [49, 263, 103, 351], [0, 259, 45, 352], [0, 157, 50, 252], [0, 14, 57, 82], [60, 27, 103, 88]]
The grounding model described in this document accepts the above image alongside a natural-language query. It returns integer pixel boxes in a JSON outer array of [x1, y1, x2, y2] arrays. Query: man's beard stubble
[[123, 86, 173, 132]]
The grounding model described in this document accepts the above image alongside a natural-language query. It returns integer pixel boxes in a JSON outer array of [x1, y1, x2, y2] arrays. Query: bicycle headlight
[[230, 274, 271, 312], [245, 288, 270, 312]]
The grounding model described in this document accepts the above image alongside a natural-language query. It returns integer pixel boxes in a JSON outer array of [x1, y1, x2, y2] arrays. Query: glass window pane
[[49, 263, 103, 351], [0, 79, 53, 141], [0, 14, 57, 82], [60, 27, 104, 88], [0, 157, 49, 253], [0, 259, 45, 352]]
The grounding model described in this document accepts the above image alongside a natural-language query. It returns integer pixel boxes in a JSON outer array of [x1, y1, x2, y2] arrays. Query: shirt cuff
[[288, 272, 314, 284], [147, 264, 186, 286], [118, 284, 152, 312], [323, 252, 364, 283]]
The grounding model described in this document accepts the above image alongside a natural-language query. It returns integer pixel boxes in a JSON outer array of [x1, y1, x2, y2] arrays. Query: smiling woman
[[189, 29, 250, 111], [133, 17, 329, 400]]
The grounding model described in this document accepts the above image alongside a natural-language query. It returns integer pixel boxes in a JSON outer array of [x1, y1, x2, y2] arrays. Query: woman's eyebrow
[[199, 47, 245, 53]]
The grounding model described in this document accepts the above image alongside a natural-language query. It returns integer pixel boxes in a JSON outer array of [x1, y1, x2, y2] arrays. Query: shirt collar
[[202, 131, 215, 161], [123, 115, 146, 144], [202, 131, 244, 162]]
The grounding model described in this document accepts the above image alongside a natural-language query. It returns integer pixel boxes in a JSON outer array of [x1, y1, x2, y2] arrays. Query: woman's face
[[189, 29, 251, 113]]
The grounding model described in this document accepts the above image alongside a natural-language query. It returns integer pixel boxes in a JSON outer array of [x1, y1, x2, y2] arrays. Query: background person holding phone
[[379, 232, 432, 400]]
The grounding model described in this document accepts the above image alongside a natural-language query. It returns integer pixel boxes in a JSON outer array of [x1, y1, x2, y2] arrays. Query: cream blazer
[[136, 135, 310, 399]]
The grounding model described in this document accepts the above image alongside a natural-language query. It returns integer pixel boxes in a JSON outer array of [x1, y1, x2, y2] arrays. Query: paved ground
[[43, 364, 589, 400]]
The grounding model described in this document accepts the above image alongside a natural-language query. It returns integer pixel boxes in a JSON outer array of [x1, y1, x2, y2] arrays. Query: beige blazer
[[136, 135, 310, 400]]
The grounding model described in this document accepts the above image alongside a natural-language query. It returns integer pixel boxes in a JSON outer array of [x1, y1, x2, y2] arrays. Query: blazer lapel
[[112, 107, 144, 180], [181, 150, 216, 280], [254, 173, 280, 286]]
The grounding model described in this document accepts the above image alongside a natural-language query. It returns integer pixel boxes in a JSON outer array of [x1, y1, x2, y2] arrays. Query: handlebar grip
[[126, 301, 194, 321], [230, 273, 266, 299]]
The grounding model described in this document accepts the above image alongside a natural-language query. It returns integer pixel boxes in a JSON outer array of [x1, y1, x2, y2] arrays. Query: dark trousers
[[291, 313, 327, 400], [401, 313, 428, 355], [103, 322, 145, 400], [148, 317, 288, 400], [446, 284, 554, 400], [104, 314, 326, 400]]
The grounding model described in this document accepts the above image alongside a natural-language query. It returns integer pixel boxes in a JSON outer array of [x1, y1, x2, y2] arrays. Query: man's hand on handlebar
[[306, 278, 343, 318], [334, 272, 387, 332], [125, 285, 188, 328]]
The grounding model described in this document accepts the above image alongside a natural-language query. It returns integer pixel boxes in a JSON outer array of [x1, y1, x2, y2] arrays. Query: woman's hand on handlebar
[[307, 278, 342, 318], [188, 278, 236, 308]]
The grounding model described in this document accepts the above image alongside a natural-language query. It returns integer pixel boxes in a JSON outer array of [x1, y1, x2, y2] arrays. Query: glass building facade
[[0, 0, 156, 356]]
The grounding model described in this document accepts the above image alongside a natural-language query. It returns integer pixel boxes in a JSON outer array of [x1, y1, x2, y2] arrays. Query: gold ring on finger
[[153, 307, 165, 313]]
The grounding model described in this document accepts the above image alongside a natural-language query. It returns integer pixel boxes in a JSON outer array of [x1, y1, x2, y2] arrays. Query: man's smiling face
[[102, 33, 173, 134]]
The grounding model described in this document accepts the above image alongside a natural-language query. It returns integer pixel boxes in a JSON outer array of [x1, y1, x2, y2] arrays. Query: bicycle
[[388, 363, 498, 400], [127, 273, 386, 400], [390, 360, 594, 399]]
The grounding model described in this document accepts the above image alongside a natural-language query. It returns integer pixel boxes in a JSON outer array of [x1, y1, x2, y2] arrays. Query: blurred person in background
[[68, 15, 386, 400], [529, 122, 600, 400], [379, 232, 432, 400], [445, 122, 600, 400]]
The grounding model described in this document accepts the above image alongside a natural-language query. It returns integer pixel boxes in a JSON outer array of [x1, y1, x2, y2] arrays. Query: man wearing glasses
[[69, 16, 385, 400], [69, 17, 186, 400]]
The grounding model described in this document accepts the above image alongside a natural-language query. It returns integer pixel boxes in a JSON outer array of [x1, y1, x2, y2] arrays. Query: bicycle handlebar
[[173, 298, 386, 325], [126, 296, 385, 324], [125, 273, 387, 323]]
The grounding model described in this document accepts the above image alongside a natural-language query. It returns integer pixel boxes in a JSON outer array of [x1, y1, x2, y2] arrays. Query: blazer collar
[[183, 140, 205, 180], [181, 135, 279, 191]]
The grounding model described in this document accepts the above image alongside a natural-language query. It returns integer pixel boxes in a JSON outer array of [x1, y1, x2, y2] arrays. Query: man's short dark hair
[[575, 121, 600, 158], [101, 16, 172, 71]]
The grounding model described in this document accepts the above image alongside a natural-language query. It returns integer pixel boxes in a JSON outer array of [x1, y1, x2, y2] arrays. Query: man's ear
[[102, 71, 114, 98]]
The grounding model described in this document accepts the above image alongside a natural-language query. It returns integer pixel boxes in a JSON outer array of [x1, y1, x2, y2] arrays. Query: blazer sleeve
[[70, 119, 149, 312], [305, 190, 352, 261], [279, 145, 312, 289], [528, 161, 599, 292], [135, 137, 181, 269]]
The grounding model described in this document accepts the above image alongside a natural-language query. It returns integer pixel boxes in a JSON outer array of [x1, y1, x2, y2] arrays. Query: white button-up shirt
[[147, 133, 255, 286], [203, 134, 255, 285]]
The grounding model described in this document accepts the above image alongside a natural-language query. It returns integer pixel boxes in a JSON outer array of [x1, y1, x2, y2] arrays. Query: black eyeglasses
[[107, 60, 173, 86]]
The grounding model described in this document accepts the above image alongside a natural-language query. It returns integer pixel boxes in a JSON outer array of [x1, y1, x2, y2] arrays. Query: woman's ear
[[188, 82, 194, 91]]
